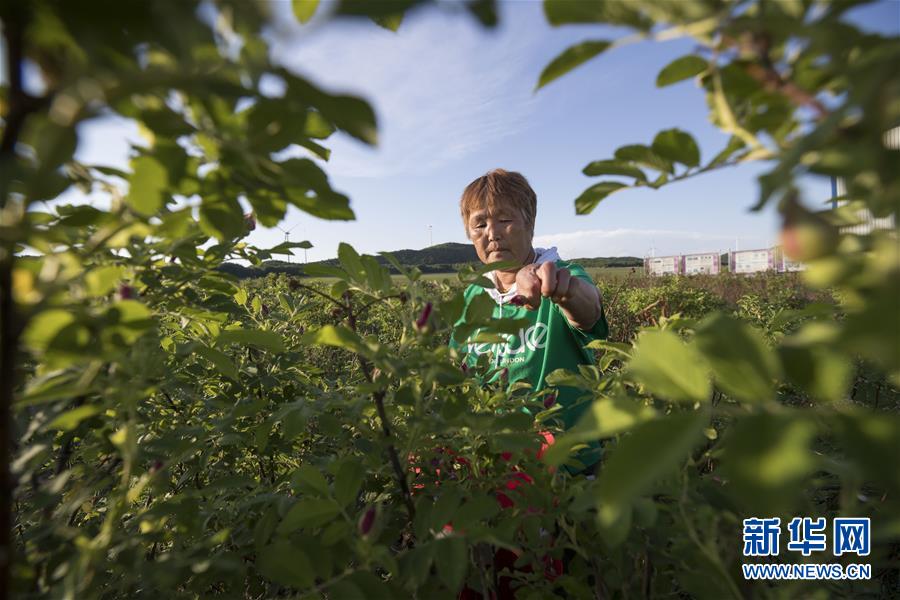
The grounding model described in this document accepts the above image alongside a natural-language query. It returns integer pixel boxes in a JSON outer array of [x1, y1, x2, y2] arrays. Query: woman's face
[[466, 204, 533, 269]]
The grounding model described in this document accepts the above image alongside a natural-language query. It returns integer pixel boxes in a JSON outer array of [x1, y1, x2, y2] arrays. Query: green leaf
[[257, 541, 315, 588], [199, 196, 245, 241], [326, 581, 365, 600], [216, 328, 286, 353], [399, 544, 435, 589], [292, 0, 319, 23], [544, 0, 653, 30], [373, 13, 404, 31], [831, 411, 900, 496], [334, 460, 365, 506], [720, 414, 817, 514], [23, 310, 76, 352], [301, 325, 368, 355], [102, 300, 155, 346], [779, 344, 852, 403], [614, 144, 673, 173], [286, 75, 378, 146], [195, 345, 240, 381], [652, 129, 701, 168], [626, 329, 711, 403], [125, 155, 168, 215], [430, 488, 464, 532], [574, 394, 657, 439], [361, 254, 390, 293], [291, 464, 330, 496], [338, 242, 366, 284], [435, 536, 468, 592], [452, 494, 500, 529], [575, 181, 628, 214], [596, 412, 706, 525], [278, 498, 341, 533], [45, 405, 102, 431], [543, 394, 656, 467], [536, 40, 611, 90], [582, 160, 647, 181], [302, 264, 348, 279], [656, 55, 708, 87], [84, 266, 126, 297], [695, 313, 780, 403]]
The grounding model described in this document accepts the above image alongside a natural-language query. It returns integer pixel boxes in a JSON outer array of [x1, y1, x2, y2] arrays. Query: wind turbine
[[275, 222, 301, 263]]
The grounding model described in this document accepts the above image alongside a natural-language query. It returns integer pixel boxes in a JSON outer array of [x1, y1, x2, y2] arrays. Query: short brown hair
[[460, 169, 537, 238]]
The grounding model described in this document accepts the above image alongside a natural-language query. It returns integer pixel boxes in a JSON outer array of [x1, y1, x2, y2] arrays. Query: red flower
[[117, 284, 135, 300], [358, 505, 377, 536], [543, 392, 557, 409], [415, 302, 433, 330]]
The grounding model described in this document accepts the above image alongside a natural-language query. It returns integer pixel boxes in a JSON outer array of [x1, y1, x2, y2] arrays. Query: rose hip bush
[[4, 1, 899, 599]]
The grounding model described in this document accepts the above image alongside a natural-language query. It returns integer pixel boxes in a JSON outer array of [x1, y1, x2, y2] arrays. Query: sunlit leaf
[[574, 181, 628, 214], [292, 0, 319, 23], [627, 329, 711, 403], [656, 55, 708, 87], [695, 313, 780, 403], [596, 412, 706, 525], [652, 128, 700, 168], [536, 40, 611, 90], [125, 156, 168, 215]]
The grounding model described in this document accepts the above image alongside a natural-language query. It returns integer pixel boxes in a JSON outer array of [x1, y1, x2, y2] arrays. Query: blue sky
[[62, 0, 900, 261]]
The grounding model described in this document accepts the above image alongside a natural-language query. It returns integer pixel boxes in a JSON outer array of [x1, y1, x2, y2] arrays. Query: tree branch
[[345, 299, 415, 522]]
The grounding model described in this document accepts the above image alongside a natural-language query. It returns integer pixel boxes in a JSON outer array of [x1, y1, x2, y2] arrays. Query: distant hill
[[218, 243, 643, 279]]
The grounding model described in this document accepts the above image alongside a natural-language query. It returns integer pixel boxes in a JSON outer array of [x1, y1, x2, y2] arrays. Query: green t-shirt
[[450, 260, 609, 467]]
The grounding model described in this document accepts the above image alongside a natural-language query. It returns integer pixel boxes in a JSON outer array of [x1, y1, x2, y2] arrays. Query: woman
[[450, 168, 608, 472]]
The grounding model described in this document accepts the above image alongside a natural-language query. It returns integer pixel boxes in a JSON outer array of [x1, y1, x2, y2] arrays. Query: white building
[[682, 253, 720, 275], [730, 248, 777, 274], [645, 255, 682, 276]]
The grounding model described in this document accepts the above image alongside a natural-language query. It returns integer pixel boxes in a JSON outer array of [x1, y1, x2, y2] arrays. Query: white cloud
[[267, 3, 541, 178], [534, 228, 775, 259]]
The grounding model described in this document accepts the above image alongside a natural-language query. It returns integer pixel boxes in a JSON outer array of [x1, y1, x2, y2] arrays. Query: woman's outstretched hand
[[513, 263, 602, 331]]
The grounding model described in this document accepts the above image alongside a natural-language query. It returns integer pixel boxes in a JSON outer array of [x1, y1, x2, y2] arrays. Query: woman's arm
[[515, 262, 602, 330]]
